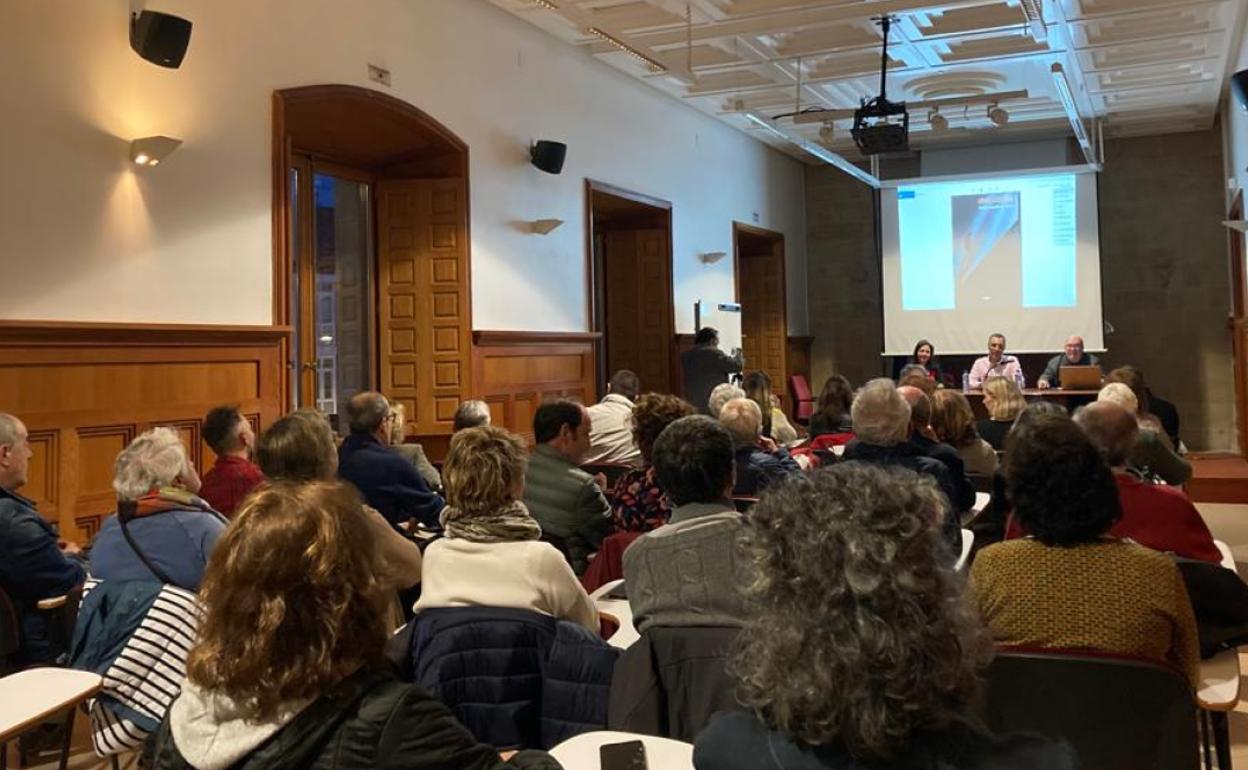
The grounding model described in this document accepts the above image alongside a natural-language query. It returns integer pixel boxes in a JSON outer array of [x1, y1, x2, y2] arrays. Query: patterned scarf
[[439, 499, 542, 543]]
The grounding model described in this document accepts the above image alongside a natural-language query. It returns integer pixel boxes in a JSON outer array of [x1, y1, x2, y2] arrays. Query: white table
[[549, 730, 693, 770], [971, 492, 990, 516], [0, 668, 102, 743], [591, 579, 639, 649]]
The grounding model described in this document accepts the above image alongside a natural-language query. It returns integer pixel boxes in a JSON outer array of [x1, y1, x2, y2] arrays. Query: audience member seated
[[197, 405, 264, 518], [977, 376, 1025, 451], [720, 398, 800, 497], [681, 327, 743, 414], [91, 427, 226, 590], [899, 386, 974, 513], [808, 374, 854, 439], [584, 369, 643, 466], [624, 415, 748, 631], [1071, 402, 1216, 562], [0, 412, 84, 665], [144, 480, 559, 770], [706, 382, 744, 419], [607, 393, 695, 533], [842, 379, 960, 554], [389, 402, 442, 491], [694, 463, 1072, 770], [256, 411, 421, 594], [453, 399, 491, 432], [743, 370, 796, 443], [416, 426, 597, 632], [338, 391, 445, 531], [970, 413, 1200, 687], [523, 400, 611, 575], [1097, 382, 1191, 486], [897, 364, 937, 397], [1104, 366, 1172, 443], [930, 390, 998, 475]]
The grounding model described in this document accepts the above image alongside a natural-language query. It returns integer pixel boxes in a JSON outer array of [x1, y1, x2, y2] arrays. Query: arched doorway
[[272, 86, 471, 440]]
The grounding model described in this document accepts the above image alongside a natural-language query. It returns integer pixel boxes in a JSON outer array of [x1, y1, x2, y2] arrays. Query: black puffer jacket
[[143, 668, 562, 770]]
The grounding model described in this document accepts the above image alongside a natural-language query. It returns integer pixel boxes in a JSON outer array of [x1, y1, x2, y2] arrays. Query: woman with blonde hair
[[415, 425, 598, 632], [930, 389, 998, 475], [977, 376, 1026, 451], [1098, 382, 1191, 485], [145, 481, 557, 770]]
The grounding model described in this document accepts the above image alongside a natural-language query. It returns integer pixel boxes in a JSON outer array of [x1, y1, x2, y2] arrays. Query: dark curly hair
[[730, 463, 990, 759], [651, 415, 734, 505], [631, 393, 696, 463], [1004, 413, 1121, 545]]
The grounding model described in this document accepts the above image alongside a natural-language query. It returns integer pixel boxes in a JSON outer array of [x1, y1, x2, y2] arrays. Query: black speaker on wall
[[1233, 69, 1248, 111], [130, 10, 193, 69], [530, 140, 567, 175]]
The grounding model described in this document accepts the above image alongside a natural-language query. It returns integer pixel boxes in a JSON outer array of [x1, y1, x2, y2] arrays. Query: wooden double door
[[736, 223, 788, 406]]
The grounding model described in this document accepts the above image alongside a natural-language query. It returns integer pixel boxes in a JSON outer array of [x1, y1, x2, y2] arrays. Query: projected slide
[[897, 174, 1077, 312], [880, 170, 1103, 355]]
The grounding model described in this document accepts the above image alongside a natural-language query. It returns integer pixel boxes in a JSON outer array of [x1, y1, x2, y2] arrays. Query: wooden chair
[[788, 375, 814, 424]]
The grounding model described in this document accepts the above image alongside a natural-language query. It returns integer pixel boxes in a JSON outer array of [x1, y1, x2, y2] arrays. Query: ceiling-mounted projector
[[851, 16, 909, 156]]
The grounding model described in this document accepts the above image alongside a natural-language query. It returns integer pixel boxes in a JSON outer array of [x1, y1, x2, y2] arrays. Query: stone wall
[[804, 128, 1235, 450]]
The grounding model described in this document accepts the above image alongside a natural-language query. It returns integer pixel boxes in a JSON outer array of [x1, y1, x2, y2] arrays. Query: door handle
[[301, 361, 318, 371]]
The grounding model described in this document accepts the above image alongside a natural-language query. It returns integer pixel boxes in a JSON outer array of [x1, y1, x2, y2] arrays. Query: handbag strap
[[117, 499, 184, 588]]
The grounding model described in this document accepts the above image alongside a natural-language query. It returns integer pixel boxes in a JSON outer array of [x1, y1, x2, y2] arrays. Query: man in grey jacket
[[623, 415, 748, 631], [523, 400, 611, 574]]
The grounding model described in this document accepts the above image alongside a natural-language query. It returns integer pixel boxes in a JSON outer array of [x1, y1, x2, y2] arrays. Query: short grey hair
[[0, 413, 21, 447], [113, 427, 194, 502], [347, 391, 390, 435], [453, 400, 491, 432], [720, 397, 762, 444], [1098, 382, 1139, 414], [708, 383, 746, 419], [851, 378, 911, 446]]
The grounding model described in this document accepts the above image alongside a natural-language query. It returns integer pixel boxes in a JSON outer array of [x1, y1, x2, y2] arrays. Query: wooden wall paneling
[[0, 322, 287, 541], [471, 331, 599, 442]]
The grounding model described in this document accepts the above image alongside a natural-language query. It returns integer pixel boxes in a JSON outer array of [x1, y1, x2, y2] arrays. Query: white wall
[[0, 0, 807, 334]]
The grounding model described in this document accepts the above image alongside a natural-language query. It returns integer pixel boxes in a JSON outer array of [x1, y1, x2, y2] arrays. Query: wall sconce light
[[130, 135, 182, 167], [530, 218, 564, 235], [699, 251, 728, 264]]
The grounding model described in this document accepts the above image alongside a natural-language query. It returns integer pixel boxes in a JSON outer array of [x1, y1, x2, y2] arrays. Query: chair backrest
[[789, 376, 814, 422], [731, 497, 758, 513], [582, 462, 633, 487], [983, 650, 1199, 770]]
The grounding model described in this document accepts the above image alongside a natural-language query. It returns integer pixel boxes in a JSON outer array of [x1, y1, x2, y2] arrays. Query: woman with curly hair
[[694, 463, 1072, 770], [971, 413, 1200, 687], [607, 393, 696, 532], [145, 480, 558, 770], [977, 376, 1026, 451], [930, 389, 998, 475]]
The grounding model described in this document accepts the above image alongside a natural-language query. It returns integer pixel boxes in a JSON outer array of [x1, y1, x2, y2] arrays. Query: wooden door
[[602, 228, 672, 394], [738, 238, 788, 405], [377, 178, 472, 436]]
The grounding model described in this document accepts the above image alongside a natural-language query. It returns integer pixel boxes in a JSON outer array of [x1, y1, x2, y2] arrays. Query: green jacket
[[522, 445, 610, 574]]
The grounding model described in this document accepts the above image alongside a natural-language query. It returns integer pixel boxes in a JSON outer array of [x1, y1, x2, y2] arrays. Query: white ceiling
[[488, 0, 1247, 165]]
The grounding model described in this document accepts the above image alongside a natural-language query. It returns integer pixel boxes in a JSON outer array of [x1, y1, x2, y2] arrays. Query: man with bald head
[[899, 386, 975, 514], [1007, 401, 1218, 562], [0, 412, 85, 663], [1037, 335, 1100, 390], [338, 391, 445, 531]]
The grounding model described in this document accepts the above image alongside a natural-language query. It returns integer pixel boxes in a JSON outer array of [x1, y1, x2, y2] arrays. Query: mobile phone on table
[[600, 739, 648, 770]]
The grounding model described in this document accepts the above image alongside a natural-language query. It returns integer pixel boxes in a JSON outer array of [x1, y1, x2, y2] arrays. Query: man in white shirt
[[968, 333, 1025, 388], [584, 370, 642, 466]]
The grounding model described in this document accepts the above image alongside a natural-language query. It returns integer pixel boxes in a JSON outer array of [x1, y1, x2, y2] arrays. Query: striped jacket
[[71, 579, 202, 755]]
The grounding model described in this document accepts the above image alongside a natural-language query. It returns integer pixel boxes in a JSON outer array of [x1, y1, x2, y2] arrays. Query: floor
[[9, 504, 1248, 770]]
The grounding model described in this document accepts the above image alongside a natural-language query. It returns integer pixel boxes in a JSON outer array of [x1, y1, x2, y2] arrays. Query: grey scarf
[[439, 499, 543, 543]]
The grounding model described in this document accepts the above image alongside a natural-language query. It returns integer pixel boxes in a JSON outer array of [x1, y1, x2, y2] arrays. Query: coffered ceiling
[[488, 0, 1246, 166]]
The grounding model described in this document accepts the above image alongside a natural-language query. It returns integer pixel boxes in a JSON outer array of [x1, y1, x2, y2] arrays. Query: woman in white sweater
[[415, 425, 599, 633]]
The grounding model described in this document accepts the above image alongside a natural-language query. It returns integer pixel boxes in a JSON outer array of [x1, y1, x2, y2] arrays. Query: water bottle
[[962, 371, 970, 392]]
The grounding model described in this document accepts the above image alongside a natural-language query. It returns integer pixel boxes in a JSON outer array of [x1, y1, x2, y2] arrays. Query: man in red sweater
[[1007, 402, 1219, 562], [198, 405, 264, 518]]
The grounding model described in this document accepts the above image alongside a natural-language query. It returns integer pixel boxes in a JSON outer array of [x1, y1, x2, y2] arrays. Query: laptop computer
[[1059, 365, 1102, 390]]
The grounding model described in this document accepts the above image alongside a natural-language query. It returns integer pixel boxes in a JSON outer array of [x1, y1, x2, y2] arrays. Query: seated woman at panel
[[970, 414, 1200, 688], [742, 370, 797, 443], [91, 427, 227, 590], [389, 401, 443, 491], [930, 390, 997, 476], [608, 393, 696, 533], [694, 463, 1072, 770], [255, 411, 422, 595], [1098, 382, 1191, 486], [977, 376, 1025, 451], [144, 481, 557, 770], [808, 374, 854, 438], [415, 425, 598, 633], [909, 338, 943, 382]]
